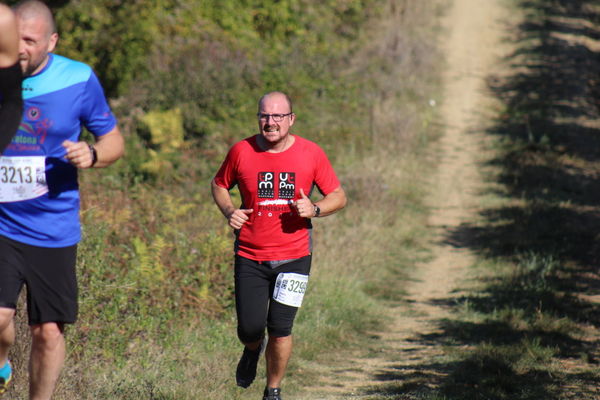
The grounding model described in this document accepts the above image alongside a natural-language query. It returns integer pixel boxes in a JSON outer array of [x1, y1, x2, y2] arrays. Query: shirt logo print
[[258, 172, 275, 198], [279, 172, 295, 199]]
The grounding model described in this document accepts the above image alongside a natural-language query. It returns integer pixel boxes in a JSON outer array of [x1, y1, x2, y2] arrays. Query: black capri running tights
[[234, 254, 311, 343]]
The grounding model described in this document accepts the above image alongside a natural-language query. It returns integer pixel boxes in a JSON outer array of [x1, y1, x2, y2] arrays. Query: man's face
[[258, 95, 295, 145], [17, 15, 57, 77]]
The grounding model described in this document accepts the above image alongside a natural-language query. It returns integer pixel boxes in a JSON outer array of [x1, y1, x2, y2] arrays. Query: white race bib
[[273, 272, 309, 308], [0, 156, 48, 202]]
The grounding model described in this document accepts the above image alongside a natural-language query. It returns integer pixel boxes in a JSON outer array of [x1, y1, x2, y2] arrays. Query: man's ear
[[47, 32, 58, 53]]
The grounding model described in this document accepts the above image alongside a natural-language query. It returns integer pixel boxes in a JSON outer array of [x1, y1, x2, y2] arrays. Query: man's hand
[[228, 208, 253, 229], [211, 181, 253, 230], [294, 188, 315, 218], [62, 140, 94, 169]]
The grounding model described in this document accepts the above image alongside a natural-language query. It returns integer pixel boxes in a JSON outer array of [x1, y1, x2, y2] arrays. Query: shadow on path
[[361, 1, 600, 399]]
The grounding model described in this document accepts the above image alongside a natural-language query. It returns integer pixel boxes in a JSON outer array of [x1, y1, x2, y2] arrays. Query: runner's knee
[[237, 321, 265, 344], [30, 322, 64, 345], [0, 308, 14, 332]]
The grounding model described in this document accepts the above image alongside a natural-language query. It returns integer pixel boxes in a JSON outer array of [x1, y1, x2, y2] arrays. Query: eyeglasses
[[257, 112, 293, 122]]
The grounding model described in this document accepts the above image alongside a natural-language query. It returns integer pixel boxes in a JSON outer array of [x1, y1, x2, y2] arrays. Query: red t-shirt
[[214, 135, 341, 261]]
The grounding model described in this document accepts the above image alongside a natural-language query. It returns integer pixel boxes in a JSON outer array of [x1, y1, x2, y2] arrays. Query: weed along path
[[303, 0, 509, 398]]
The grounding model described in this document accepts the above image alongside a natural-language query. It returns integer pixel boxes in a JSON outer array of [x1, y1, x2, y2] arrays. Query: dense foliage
[[69, 0, 433, 353], [60, 0, 432, 333], [55, 0, 394, 318]]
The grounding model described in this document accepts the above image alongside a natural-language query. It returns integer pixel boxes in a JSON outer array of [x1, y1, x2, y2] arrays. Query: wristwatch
[[313, 204, 321, 217], [89, 144, 98, 167]]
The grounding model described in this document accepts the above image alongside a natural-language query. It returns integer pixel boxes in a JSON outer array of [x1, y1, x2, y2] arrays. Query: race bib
[[0, 156, 48, 202], [273, 272, 309, 308]]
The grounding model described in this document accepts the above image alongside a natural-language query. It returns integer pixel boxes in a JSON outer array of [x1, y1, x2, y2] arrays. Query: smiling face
[[257, 92, 295, 150], [16, 8, 57, 77]]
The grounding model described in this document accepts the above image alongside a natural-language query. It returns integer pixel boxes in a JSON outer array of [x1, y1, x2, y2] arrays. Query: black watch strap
[[313, 204, 321, 217], [89, 144, 98, 167]]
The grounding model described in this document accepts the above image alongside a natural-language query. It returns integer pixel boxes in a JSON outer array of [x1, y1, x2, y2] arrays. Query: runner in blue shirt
[[0, 2, 124, 398]]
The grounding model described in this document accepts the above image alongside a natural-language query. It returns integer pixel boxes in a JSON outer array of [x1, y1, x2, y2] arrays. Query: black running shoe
[[263, 387, 282, 400], [236, 339, 265, 388]]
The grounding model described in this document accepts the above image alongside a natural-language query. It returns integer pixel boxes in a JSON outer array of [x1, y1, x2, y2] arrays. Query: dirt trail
[[301, 0, 510, 398]]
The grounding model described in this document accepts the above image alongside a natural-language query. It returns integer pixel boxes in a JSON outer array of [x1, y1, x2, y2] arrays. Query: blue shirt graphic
[[0, 54, 117, 247]]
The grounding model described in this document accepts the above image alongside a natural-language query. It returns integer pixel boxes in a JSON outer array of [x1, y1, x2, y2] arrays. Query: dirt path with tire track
[[299, 0, 510, 398]]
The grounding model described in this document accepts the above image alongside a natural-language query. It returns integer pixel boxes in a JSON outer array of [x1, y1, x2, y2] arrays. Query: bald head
[[258, 91, 293, 114], [13, 0, 56, 37], [13, 0, 58, 77]]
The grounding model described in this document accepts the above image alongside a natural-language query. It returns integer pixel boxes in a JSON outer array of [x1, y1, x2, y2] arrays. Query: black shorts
[[234, 255, 311, 343], [0, 235, 78, 325]]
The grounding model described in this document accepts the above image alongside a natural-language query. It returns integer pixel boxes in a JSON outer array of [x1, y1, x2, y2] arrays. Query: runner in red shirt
[[212, 91, 347, 400]]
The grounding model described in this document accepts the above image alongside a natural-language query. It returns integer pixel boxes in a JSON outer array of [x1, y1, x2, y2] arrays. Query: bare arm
[[62, 126, 125, 169], [314, 186, 347, 217], [294, 186, 347, 218], [91, 127, 125, 167], [211, 179, 253, 230]]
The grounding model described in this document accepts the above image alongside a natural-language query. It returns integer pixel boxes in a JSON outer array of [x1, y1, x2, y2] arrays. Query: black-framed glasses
[[257, 112, 293, 122]]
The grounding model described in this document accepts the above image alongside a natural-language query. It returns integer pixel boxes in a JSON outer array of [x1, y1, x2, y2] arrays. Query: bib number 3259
[[0, 156, 48, 202], [273, 272, 309, 308]]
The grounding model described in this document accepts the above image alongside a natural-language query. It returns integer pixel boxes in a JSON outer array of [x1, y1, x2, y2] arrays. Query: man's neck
[[257, 134, 294, 153], [28, 54, 51, 77]]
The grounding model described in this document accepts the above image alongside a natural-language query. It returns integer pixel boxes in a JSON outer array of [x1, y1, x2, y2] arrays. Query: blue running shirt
[[0, 54, 117, 247]]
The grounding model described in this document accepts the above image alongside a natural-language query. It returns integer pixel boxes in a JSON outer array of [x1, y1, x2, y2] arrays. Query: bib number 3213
[[0, 156, 48, 202], [273, 272, 309, 308]]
